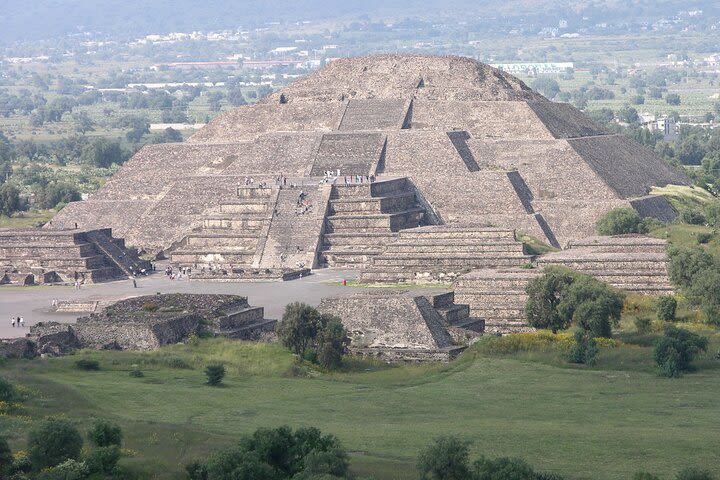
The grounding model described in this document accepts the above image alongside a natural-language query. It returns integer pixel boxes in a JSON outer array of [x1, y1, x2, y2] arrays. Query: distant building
[[491, 62, 573, 75], [643, 116, 678, 141]]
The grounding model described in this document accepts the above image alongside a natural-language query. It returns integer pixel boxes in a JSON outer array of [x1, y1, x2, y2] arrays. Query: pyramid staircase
[[320, 177, 426, 268], [359, 226, 533, 284], [170, 187, 276, 269]]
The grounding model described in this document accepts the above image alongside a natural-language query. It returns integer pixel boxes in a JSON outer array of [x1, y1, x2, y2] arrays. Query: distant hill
[[0, 0, 716, 44]]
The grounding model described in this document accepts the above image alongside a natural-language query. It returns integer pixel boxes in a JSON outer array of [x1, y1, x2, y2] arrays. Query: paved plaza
[[0, 266, 362, 339]]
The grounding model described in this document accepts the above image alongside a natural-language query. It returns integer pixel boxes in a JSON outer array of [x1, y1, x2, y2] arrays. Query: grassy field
[[1, 325, 719, 480]]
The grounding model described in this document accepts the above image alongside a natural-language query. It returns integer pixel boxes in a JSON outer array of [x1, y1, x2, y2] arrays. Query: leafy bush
[[704, 203, 720, 227], [277, 302, 349, 369], [417, 435, 472, 480], [567, 330, 599, 365], [634, 317, 652, 334], [696, 232, 712, 245], [86, 445, 121, 475], [88, 420, 122, 447], [129, 369, 144, 378], [0, 376, 18, 402], [36, 459, 89, 480], [596, 208, 655, 235], [679, 209, 706, 225], [74, 359, 99, 370], [191, 426, 348, 480], [28, 419, 84, 469], [687, 268, 720, 324], [315, 317, 349, 369], [526, 267, 624, 337], [165, 356, 192, 369], [654, 325, 708, 377], [204, 363, 225, 386], [656, 296, 678, 321], [633, 473, 661, 480]]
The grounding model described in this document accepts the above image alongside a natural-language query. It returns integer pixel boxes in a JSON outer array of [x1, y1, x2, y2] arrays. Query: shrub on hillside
[[28, 419, 84, 470], [188, 426, 348, 480], [74, 359, 99, 371], [417, 436, 564, 480], [0, 376, 18, 402], [204, 363, 225, 386], [276, 302, 349, 369], [634, 317, 653, 334], [88, 420, 122, 447], [567, 330, 599, 365], [525, 267, 624, 337], [679, 209, 706, 225], [36, 459, 89, 480], [656, 296, 678, 321], [86, 445, 121, 475], [654, 325, 708, 377], [696, 232, 712, 245], [142, 302, 159, 312], [596, 208, 659, 235], [704, 203, 720, 227]]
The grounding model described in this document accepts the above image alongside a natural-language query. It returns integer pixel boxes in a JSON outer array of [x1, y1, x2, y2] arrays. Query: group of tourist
[[320, 170, 376, 185], [164, 265, 191, 281], [9, 316, 25, 328]]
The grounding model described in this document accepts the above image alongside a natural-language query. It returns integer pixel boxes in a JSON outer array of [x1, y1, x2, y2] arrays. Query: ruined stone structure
[[49, 55, 688, 282], [0, 228, 149, 284], [28, 294, 273, 353], [317, 289, 483, 361]]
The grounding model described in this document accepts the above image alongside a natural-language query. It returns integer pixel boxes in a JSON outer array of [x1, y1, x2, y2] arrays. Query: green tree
[[35, 182, 81, 209], [473, 456, 538, 480], [88, 420, 122, 447], [27, 419, 83, 470], [688, 268, 720, 324], [525, 267, 574, 333], [0, 182, 21, 216], [596, 208, 645, 235], [558, 275, 624, 338], [315, 316, 349, 369], [531, 78, 560, 99], [667, 246, 714, 289], [277, 302, 321, 357], [80, 139, 125, 168], [204, 363, 225, 386], [654, 325, 708, 377], [72, 111, 95, 135], [656, 296, 677, 321], [526, 268, 624, 337], [195, 426, 347, 480], [417, 435, 472, 480], [666, 93, 681, 105]]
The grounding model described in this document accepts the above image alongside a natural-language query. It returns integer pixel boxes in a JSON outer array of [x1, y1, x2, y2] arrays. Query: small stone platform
[[317, 289, 483, 362]]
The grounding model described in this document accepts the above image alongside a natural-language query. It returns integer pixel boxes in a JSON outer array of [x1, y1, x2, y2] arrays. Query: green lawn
[[2, 333, 719, 480]]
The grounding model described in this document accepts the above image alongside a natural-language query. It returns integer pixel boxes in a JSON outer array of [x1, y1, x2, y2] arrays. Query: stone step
[[436, 304, 470, 324], [329, 191, 416, 214], [451, 317, 486, 332], [332, 178, 408, 199], [384, 244, 525, 254], [186, 235, 259, 247], [371, 256, 528, 268], [427, 291, 455, 308], [321, 251, 382, 267], [218, 203, 269, 214], [326, 207, 425, 231], [322, 233, 398, 247]]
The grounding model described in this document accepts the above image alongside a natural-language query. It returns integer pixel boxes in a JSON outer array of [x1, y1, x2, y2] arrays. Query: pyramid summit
[[51, 54, 689, 281]]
